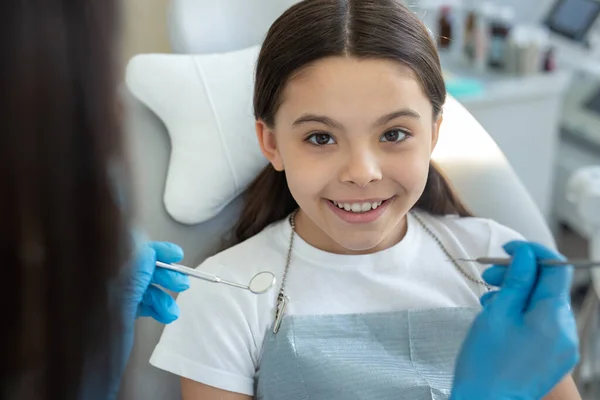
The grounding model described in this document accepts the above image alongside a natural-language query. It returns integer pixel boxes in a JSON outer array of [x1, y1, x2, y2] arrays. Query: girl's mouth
[[328, 197, 392, 213]]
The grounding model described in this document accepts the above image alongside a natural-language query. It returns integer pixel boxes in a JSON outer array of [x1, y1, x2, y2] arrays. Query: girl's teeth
[[332, 200, 384, 213]]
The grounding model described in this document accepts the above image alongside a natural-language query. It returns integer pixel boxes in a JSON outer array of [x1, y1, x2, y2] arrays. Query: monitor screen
[[544, 0, 600, 43]]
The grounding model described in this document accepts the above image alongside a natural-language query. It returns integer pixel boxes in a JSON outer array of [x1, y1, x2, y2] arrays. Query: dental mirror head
[[248, 271, 277, 294], [155, 261, 276, 295]]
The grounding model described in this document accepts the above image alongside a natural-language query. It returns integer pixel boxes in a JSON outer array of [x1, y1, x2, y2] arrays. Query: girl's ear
[[256, 120, 284, 171], [430, 113, 442, 154]]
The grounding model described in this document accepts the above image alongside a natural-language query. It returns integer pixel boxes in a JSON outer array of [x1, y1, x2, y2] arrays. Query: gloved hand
[[123, 241, 190, 324], [450, 241, 579, 400]]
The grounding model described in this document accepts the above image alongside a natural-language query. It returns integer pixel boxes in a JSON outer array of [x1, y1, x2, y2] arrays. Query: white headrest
[[125, 46, 514, 226], [126, 46, 263, 225], [168, 0, 299, 54]]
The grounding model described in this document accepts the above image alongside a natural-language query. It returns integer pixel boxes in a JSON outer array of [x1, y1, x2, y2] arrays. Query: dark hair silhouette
[[1, 1, 129, 398]]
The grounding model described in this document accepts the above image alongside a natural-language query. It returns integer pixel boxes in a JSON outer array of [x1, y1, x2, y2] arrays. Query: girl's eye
[[307, 133, 336, 146], [380, 129, 409, 143]]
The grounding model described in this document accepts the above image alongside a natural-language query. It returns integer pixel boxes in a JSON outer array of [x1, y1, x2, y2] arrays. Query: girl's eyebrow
[[292, 108, 421, 129], [292, 114, 342, 129], [373, 109, 421, 127]]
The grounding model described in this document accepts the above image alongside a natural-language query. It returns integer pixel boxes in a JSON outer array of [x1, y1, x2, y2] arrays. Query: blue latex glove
[[123, 241, 190, 324], [450, 241, 579, 400]]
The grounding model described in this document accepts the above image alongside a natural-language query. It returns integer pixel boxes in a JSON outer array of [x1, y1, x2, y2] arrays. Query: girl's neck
[[293, 208, 408, 255]]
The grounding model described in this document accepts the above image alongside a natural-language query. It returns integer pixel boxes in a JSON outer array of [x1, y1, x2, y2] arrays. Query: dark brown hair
[[235, 0, 471, 243], [1, 0, 128, 398]]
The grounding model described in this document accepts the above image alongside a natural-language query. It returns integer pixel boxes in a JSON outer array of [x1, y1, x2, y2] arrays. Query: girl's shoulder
[[203, 217, 291, 278], [150, 219, 290, 395], [412, 210, 525, 258]]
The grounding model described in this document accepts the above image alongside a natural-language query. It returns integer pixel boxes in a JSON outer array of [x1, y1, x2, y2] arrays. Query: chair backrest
[[118, 1, 555, 398]]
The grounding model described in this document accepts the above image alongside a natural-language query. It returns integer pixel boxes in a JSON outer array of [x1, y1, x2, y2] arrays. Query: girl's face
[[257, 57, 442, 254]]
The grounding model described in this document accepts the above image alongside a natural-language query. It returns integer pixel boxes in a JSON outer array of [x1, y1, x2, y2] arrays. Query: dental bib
[[256, 308, 479, 399]]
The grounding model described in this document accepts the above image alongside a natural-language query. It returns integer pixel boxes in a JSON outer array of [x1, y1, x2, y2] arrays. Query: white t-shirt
[[149, 210, 523, 395]]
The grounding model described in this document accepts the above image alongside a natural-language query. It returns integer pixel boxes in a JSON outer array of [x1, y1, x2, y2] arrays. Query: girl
[[150, 1, 580, 399]]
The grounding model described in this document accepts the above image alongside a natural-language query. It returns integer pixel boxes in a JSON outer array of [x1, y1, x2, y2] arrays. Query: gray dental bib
[[255, 307, 479, 400]]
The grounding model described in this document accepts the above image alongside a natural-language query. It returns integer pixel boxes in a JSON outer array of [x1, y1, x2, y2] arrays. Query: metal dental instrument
[[156, 261, 276, 294], [453, 257, 600, 269]]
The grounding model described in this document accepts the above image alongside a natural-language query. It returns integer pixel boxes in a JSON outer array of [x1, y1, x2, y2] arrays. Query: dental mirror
[[156, 261, 276, 295], [248, 271, 277, 294]]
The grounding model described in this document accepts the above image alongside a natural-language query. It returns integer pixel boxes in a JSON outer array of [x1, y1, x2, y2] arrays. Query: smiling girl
[[150, 1, 580, 399]]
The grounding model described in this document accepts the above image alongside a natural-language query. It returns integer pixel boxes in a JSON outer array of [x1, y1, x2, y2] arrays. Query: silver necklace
[[272, 209, 490, 334], [272, 209, 297, 334], [410, 211, 491, 291]]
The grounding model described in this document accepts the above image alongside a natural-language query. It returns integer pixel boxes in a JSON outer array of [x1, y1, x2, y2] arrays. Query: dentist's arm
[[110, 241, 190, 399], [451, 241, 581, 400]]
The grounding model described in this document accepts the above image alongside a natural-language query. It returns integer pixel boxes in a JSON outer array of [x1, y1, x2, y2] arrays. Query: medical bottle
[[488, 6, 515, 70], [543, 46, 556, 72], [438, 5, 453, 50], [464, 10, 477, 62], [474, 3, 494, 72]]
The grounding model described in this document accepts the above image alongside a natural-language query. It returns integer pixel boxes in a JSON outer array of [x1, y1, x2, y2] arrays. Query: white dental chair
[[118, 1, 556, 398]]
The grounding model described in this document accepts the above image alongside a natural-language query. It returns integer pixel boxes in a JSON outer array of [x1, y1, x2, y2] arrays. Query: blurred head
[[234, 0, 471, 253], [1, 0, 127, 398]]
